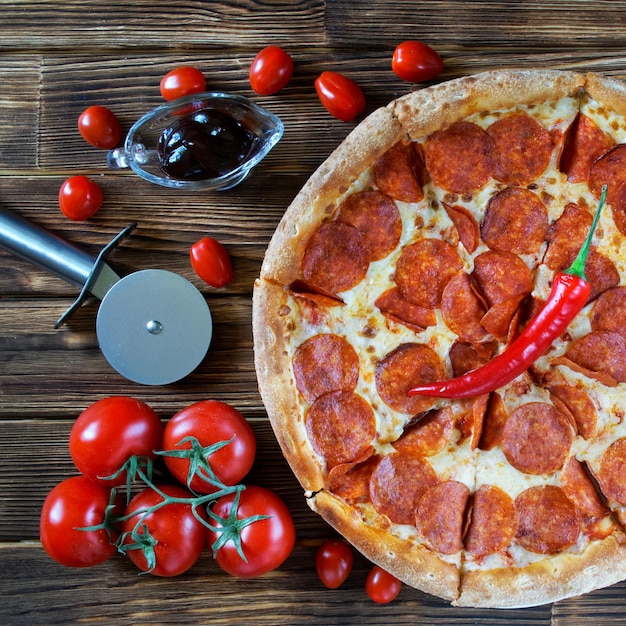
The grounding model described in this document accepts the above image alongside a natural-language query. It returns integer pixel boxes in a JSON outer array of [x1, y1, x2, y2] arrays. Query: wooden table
[[3, 1, 626, 623]]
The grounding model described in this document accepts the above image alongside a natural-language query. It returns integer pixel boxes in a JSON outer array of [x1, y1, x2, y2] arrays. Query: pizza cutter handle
[[0, 206, 97, 288]]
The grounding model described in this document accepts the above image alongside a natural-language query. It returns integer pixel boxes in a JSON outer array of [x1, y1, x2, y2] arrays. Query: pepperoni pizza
[[252, 69, 626, 607]]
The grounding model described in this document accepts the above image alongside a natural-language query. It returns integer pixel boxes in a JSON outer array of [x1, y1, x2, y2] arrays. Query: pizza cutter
[[0, 206, 212, 385]]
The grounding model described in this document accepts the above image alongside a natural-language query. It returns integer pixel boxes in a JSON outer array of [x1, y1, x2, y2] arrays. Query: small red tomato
[[58, 175, 103, 221], [78, 105, 122, 149], [365, 565, 402, 604], [391, 41, 443, 83], [314, 71, 366, 122], [315, 539, 353, 589], [160, 66, 206, 101], [190, 237, 233, 288], [40, 476, 122, 568], [162, 400, 256, 494], [249, 46, 294, 96]]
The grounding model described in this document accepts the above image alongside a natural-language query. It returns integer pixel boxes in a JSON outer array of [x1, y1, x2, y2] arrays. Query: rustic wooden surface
[[2, 1, 626, 624]]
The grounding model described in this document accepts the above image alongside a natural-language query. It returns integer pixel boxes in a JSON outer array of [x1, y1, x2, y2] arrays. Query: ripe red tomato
[[77, 105, 122, 149], [249, 46, 294, 96], [207, 485, 295, 578], [190, 237, 233, 288], [40, 476, 121, 568], [58, 175, 103, 221], [160, 66, 206, 101], [162, 400, 256, 494], [121, 484, 207, 576], [365, 565, 402, 604], [314, 71, 366, 122], [391, 41, 443, 83], [69, 396, 163, 486], [315, 538, 353, 589]]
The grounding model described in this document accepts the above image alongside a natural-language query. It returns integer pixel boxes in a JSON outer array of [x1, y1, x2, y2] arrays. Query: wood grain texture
[[3, 0, 626, 623]]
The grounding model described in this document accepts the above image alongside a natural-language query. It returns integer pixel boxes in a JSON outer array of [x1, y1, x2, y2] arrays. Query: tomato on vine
[[160, 66, 206, 101], [78, 105, 122, 149], [190, 237, 233, 288], [249, 46, 294, 96], [207, 485, 295, 578], [365, 565, 402, 604], [315, 538, 353, 589], [58, 175, 103, 221], [40, 476, 122, 568], [69, 396, 163, 487], [161, 400, 256, 494], [120, 484, 208, 577], [314, 71, 366, 122], [391, 41, 443, 83]]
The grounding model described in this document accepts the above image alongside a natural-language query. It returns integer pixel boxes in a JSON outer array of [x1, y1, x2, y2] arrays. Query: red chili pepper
[[408, 185, 608, 400]]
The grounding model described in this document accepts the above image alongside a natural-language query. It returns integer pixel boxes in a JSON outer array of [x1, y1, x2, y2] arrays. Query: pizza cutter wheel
[[0, 207, 212, 385]]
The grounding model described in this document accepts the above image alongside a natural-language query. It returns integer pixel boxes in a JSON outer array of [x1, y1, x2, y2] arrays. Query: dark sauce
[[157, 108, 258, 181]]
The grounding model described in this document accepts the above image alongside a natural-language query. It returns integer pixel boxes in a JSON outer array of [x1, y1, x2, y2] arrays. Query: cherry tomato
[[365, 565, 402, 604], [162, 400, 256, 494], [315, 538, 353, 589], [160, 66, 206, 101], [249, 46, 294, 96], [190, 237, 233, 288], [58, 175, 103, 221], [77, 105, 122, 149], [314, 71, 366, 122], [121, 484, 207, 576], [391, 41, 443, 83], [40, 476, 121, 568], [207, 485, 295, 578], [69, 396, 163, 486]]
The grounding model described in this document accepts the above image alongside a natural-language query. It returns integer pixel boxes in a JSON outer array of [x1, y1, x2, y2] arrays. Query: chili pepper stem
[[566, 184, 607, 280]]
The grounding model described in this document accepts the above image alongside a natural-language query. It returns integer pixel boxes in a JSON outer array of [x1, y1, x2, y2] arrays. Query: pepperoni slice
[[480, 296, 524, 343], [337, 190, 402, 262], [293, 334, 360, 404], [302, 222, 370, 296], [369, 450, 438, 524], [441, 272, 490, 342], [560, 113, 612, 183], [393, 407, 455, 457], [375, 287, 437, 331], [481, 187, 549, 255], [515, 486, 581, 554], [305, 390, 376, 468], [611, 182, 626, 237], [395, 238, 463, 308], [560, 457, 608, 519], [548, 384, 597, 440], [589, 143, 626, 206], [596, 437, 626, 506], [415, 481, 469, 554], [487, 113, 553, 186], [449, 340, 497, 377], [472, 250, 533, 306], [591, 287, 626, 341], [375, 343, 447, 415], [442, 203, 480, 254], [373, 141, 425, 203], [584, 249, 620, 302], [479, 394, 509, 451], [465, 484, 518, 556], [423, 121, 494, 194], [501, 402, 573, 475], [327, 454, 379, 503], [544, 203, 592, 270], [565, 331, 626, 384]]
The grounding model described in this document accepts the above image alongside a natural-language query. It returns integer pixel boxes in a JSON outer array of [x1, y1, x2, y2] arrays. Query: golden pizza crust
[[456, 532, 626, 608], [310, 490, 461, 602], [259, 105, 405, 285], [390, 69, 585, 139], [252, 277, 325, 492], [584, 72, 626, 117]]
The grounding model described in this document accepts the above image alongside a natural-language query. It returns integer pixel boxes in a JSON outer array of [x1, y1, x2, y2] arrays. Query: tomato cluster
[[40, 396, 295, 578]]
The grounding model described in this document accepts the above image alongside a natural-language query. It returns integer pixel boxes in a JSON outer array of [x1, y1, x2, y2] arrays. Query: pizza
[[252, 69, 626, 608]]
